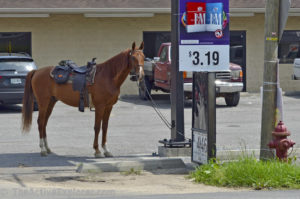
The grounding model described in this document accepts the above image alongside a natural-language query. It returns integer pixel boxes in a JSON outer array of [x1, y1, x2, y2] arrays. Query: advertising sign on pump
[[179, 0, 229, 72]]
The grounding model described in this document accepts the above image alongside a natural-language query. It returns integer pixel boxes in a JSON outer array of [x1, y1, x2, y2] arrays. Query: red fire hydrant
[[268, 121, 295, 161]]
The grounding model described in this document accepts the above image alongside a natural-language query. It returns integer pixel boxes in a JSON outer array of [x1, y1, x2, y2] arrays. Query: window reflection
[[279, 31, 300, 63]]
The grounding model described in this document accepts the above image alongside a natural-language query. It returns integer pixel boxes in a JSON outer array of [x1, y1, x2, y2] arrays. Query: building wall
[[231, 14, 300, 92], [231, 14, 265, 92], [0, 14, 171, 95], [0, 13, 299, 96]]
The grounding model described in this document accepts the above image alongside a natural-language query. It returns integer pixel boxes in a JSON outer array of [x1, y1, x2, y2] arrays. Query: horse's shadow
[[0, 152, 95, 168]]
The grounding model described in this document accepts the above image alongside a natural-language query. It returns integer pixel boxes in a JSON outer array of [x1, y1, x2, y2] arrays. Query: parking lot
[[0, 92, 299, 160]]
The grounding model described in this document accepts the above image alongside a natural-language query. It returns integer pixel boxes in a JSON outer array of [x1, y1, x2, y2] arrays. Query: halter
[[129, 49, 143, 56], [128, 50, 144, 71]]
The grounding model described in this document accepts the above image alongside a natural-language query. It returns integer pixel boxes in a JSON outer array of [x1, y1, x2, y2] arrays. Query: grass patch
[[189, 156, 300, 190]]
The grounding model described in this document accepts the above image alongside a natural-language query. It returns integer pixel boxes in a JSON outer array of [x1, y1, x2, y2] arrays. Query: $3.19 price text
[[189, 50, 220, 66]]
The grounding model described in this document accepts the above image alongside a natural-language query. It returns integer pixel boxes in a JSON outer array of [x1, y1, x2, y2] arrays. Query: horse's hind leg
[[38, 107, 48, 156], [94, 106, 105, 158], [43, 98, 57, 154], [37, 98, 56, 156], [102, 106, 113, 157]]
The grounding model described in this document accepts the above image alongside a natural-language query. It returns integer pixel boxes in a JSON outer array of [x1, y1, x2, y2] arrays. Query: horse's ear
[[139, 42, 144, 50], [132, 42, 136, 51]]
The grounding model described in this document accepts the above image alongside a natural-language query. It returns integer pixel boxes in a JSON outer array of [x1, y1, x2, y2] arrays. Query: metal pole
[[170, 0, 185, 141], [260, 0, 280, 160], [207, 72, 216, 159]]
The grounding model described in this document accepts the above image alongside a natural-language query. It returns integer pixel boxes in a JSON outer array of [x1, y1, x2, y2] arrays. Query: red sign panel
[[186, 2, 206, 33]]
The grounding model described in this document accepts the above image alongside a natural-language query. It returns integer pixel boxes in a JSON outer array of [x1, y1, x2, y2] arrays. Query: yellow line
[[8, 41, 12, 53], [266, 37, 278, 41]]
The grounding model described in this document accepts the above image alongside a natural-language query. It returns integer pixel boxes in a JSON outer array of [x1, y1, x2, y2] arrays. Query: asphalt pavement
[[1, 190, 300, 199], [1, 92, 299, 158]]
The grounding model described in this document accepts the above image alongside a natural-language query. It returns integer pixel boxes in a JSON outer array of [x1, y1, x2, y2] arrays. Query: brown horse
[[22, 42, 144, 157]]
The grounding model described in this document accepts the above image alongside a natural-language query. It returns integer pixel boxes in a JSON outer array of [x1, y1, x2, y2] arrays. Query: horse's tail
[[22, 70, 36, 133]]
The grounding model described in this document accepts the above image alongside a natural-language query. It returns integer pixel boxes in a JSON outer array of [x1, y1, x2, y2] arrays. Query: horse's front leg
[[102, 106, 113, 157], [94, 106, 105, 158]]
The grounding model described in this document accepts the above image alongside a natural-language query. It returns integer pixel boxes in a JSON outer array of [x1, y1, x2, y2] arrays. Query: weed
[[189, 155, 300, 189], [121, 168, 142, 176]]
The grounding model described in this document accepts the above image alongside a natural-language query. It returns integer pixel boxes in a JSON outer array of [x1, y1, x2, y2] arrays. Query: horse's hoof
[[46, 149, 52, 154], [41, 151, 48, 157], [104, 151, 113, 157], [94, 152, 104, 158]]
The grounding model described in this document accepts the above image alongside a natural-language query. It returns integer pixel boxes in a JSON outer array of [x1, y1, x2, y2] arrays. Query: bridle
[[129, 50, 144, 79]]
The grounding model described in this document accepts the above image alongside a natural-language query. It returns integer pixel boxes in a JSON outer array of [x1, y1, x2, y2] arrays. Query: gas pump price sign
[[189, 50, 220, 66], [180, 45, 228, 70], [179, 0, 229, 72]]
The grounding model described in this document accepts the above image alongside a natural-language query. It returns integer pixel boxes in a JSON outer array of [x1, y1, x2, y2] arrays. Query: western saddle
[[51, 58, 97, 112]]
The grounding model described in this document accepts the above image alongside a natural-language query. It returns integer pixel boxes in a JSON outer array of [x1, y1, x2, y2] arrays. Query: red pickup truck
[[131, 42, 243, 106]]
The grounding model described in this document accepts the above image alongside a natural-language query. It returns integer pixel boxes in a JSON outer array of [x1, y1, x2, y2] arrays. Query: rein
[[136, 80, 189, 140]]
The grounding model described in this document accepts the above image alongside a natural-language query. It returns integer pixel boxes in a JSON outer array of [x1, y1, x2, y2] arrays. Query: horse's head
[[129, 42, 145, 82]]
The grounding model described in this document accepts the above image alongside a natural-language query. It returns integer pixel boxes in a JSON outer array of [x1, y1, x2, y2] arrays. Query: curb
[[76, 148, 300, 173], [76, 157, 188, 173]]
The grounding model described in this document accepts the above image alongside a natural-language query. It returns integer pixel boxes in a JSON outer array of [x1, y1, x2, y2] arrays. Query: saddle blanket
[[49, 60, 97, 111]]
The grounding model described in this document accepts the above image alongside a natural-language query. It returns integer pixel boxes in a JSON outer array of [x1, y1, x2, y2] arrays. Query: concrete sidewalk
[[0, 155, 244, 198]]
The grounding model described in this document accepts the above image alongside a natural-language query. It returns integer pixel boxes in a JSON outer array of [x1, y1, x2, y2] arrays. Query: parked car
[[0, 53, 38, 109], [293, 58, 300, 80], [130, 42, 243, 106]]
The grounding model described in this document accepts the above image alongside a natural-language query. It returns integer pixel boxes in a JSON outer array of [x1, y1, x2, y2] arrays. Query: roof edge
[[0, 8, 171, 14], [231, 8, 300, 13], [0, 7, 299, 14]]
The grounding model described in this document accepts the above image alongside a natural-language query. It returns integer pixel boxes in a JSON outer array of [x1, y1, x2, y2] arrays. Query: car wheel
[[225, 92, 240, 107], [138, 76, 152, 100], [33, 102, 39, 111]]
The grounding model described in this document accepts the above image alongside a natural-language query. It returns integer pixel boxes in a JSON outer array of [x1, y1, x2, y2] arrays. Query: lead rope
[[136, 79, 189, 139], [137, 80, 171, 129]]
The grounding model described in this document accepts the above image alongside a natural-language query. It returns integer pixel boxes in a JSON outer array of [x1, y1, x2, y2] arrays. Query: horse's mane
[[96, 49, 131, 77]]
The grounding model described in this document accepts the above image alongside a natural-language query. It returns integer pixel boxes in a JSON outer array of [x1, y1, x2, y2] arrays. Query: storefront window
[[278, 30, 300, 64]]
